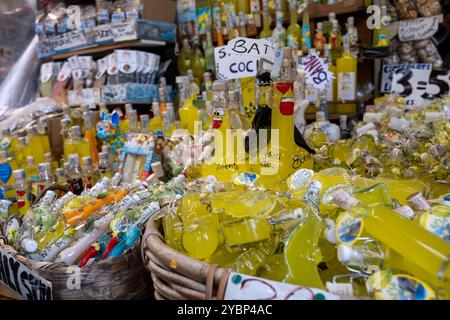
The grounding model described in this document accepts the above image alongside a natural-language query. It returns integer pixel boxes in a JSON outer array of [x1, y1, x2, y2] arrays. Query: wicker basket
[[142, 219, 231, 300], [141, 210, 367, 301], [0, 185, 153, 300]]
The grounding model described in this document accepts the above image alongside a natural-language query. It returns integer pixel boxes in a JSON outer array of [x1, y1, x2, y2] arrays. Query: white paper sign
[[391, 64, 432, 108], [215, 46, 259, 80], [398, 16, 440, 42], [94, 24, 114, 43], [50, 31, 88, 52], [300, 53, 333, 91], [0, 247, 52, 300], [226, 37, 276, 62], [224, 272, 340, 300], [381, 64, 430, 93], [112, 22, 138, 42]]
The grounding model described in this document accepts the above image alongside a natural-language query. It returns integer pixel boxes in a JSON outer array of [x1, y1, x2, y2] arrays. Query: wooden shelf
[[47, 39, 166, 60]]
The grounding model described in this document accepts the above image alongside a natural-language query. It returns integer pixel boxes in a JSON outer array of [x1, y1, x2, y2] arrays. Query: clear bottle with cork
[[55, 168, 67, 186], [82, 156, 99, 189], [37, 162, 54, 193], [67, 154, 85, 195], [336, 34, 357, 114], [346, 16, 359, 57], [98, 152, 114, 179], [272, 8, 286, 48], [149, 98, 164, 134], [13, 169, 30, 215], [140, 114, 150, 134]]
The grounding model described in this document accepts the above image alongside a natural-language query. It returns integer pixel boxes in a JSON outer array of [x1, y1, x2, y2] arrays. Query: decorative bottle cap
[[70, 126, 82, 137], [45, 153, 52, 161], [406, 192, 431, 212], [356, 122, 376, 136], [13, 169, 26, 181], [332, 189, 359, 211], [82, 157, 93, 167], [56, 168, 65, 178], [394, 205, 416, 220], [21, 239, 38, 253], [68, 154, 80, 166]]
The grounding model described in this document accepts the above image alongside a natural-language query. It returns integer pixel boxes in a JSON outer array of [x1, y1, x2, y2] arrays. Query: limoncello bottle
[[13, 169, 30, 215], [149, 99, 164, 134], [179, 76, 199, 134], [177, 39, 192, 76], [191, 35, 206, 81], [259, 0, 273, 38], [0, 151, 19, 197], [272, 9, 286, 48], [285, 181, 326, 289], [286, 0, 301, 50], [70, 126, 92, 159], [82, 111, 99, 166], [26, 127, 46, 164], [336, 35, 357, 114]]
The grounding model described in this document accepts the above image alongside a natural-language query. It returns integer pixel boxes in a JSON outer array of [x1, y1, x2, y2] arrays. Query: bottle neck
[[290, 5, 298, 25]]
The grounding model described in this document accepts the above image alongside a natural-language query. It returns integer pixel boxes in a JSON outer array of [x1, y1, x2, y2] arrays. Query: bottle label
[[419, 206, 450, 242], [287, 169, 314, 190], [69, 178, 84, 195], [326, 282, 353, 297], [302, 25, 311, 49], [394, 206, 415, 220], [287, 34, 299, 49], [371, 273, 435, 300], [337, 72, 356, 101], [336, 212, 363, 245], [196, 7, 211, 34], [233, 172, 259, 186]]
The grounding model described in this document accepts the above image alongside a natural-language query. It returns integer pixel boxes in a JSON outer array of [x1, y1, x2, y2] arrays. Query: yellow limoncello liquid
[[336, 36, 357, 114], [179, 193, 220, 260], [179, 95, 199, 135], [284, 211, 325, 289], [353, 185, 450, 288], [34, 217, 67, 250]]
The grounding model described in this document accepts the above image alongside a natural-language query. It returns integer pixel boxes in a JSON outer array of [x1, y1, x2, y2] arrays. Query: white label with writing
[[224, 272, 340, 300], [112, 22, 138, 42], [116, 50, 138, 74], [40, 62, 54, 83], [215, 46, 259, 80], [78, 56, 93, 78], [390, 64, 433, 108], [94, 24, 114, 43], [51, 31, 88, 52], [95, 57, 108, 80], [0, 247, 52, 300], [107, 53, 119, 75], [57, 62, 72, 81], [226, 37, 276, 63], [338, 72, 356, 101], [398, 16, 440, 42]]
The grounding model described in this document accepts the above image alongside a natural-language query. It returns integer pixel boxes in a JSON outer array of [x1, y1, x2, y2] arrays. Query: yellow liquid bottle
[[83, 111, 99, 166], [179, 193, 220, 260], [258, 49, 313, 187], [12, 169, 30, 215], [286, 1, 301, 50], [178, 38, 192, 76], [0, 151, 19, 194], [191, 35, 206, 81], [334, 184, 450, 291], [37, 117, 51, 155], [149, 100, 164, 134], [259, 0, 273, 38], [284, 181, 326, 289], [1, 129, 19, 161], [26, 127, 46, 164], [324, 44, 337, 112], [70, 126, 92, 159], [336, 35, 357, 114], [179, 76, 199, 135]]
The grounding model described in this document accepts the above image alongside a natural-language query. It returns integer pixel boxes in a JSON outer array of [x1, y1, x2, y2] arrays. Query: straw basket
[[141, 201, 368, 301], [142, 219, 231, 300], [0, 185, 153, 300]]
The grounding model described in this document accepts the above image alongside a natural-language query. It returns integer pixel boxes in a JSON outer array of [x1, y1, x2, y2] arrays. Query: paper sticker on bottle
[[117, 50, 138, 74], [233, 172, 259, 186], [373, 273, 435, 300], [196, 7, 210, 34], [287, 169, 314, 190], [338, 72, 356, 101], [0, 163, 12, 184], [40, 62, 54, 83], [419, 205, 450, 242], [336, 212, 363, 245]]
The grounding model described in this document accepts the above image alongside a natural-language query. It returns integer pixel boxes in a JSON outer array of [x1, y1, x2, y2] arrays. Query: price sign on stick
[[215, 37, 276, 81]]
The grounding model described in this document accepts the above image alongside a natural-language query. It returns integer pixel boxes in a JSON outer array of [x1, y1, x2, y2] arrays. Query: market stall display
[[0, 0, 449, 301]]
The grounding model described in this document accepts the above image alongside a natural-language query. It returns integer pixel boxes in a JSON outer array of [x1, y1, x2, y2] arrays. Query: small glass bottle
[[82, 156, 99, 189], [44, 152, 58, 176], [55, 168, 67, 186], [13, 169, 30, 215], [67, 154, 85, 195], [37, 162, 54, 193], [98, 152, 114, 179]]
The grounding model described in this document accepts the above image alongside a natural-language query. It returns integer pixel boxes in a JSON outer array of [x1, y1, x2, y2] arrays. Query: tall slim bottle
[[67, 154, 85, 195], [82, 111, 99, 166], [286, 0, 301, 50], [336, 35, 357, 114], [272, 9, 286, 48], [301, 0, 312, 54]]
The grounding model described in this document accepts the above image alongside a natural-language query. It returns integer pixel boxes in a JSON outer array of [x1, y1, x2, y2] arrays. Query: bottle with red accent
[[82, 156, 99, 189], [67, 154, 85, 195], [13, 169, 30, 216], [37, 162, 54, 193]]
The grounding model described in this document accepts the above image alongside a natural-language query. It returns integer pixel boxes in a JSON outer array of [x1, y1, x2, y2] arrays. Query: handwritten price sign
[[300, 53, 333, 91], [398, 15, 440, 42], [390, 63, 450, 108]]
